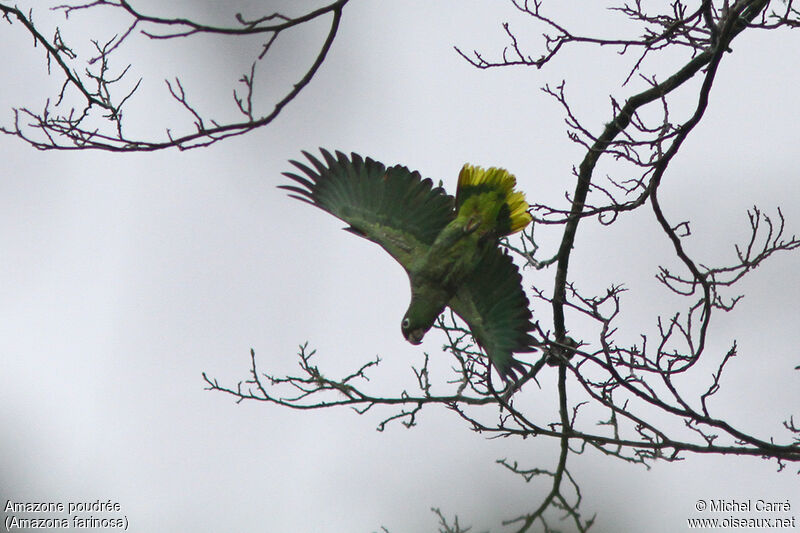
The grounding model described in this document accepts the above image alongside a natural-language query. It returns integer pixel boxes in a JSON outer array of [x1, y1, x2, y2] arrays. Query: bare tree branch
[[204, 2, 800, 529], [0, 0, 349, 150]]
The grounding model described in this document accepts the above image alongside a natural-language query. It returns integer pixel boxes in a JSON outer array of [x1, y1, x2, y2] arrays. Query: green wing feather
[[448, 248, 537, 380], [280, 149, 455, 268]]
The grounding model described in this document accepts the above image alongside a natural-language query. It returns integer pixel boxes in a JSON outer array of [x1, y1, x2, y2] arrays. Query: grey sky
[[1, 2, 798, 532]]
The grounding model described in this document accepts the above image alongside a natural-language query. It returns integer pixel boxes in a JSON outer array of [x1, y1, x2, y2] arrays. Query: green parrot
[[280, 149, 537, 381]]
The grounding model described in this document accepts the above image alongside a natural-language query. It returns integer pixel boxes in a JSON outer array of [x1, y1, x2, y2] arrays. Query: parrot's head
[[401, 295, 444, 345], [401, 315, 427, 345]]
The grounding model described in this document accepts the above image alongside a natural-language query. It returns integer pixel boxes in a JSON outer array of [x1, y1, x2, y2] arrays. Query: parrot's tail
[[455, 163, 532, 236]]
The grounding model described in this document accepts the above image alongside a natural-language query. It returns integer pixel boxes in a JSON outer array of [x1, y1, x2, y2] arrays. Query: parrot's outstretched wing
[[448, 248, 537, 381], [280, 149, 454, 269]]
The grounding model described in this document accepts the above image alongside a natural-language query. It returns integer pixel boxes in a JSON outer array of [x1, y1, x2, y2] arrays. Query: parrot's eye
[[402, 317, 411, 330]]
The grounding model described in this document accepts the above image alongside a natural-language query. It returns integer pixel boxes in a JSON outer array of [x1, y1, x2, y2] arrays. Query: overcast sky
[[1, 2, 798, 532]]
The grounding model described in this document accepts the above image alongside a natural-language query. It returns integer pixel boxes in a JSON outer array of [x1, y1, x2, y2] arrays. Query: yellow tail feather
[[457, 164, 532, 235]]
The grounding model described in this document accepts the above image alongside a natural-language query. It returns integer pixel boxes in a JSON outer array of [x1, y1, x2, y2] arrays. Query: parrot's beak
[[406, 328, 425, 345]]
